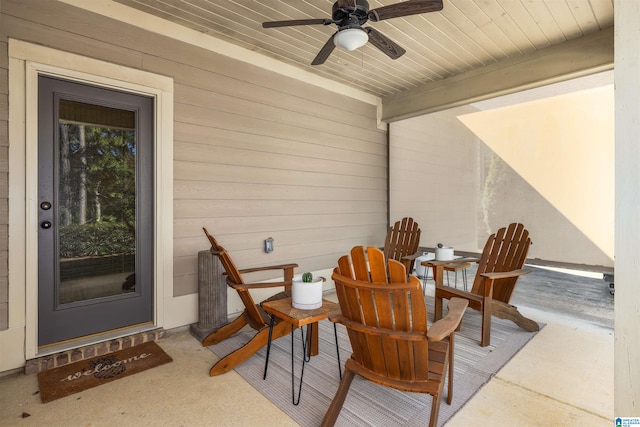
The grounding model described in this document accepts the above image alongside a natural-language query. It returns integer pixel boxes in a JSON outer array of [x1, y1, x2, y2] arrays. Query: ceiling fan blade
[[311, 34, 338, 65], [365, 27, 406, 60], [368, 0, 443, 22], [262, 18, 332, 28]]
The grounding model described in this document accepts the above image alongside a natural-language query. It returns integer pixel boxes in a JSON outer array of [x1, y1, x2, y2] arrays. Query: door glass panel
[[57, 99, 137, 305]]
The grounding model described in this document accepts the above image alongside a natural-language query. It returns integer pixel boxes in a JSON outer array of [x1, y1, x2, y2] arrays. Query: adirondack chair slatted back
[[383, 217, 421, 273], [431, 223, 536, 347], [202, 227, 265, 328], [325, 246, 469, 427], [471, 222, 531, 303], [200, 228, 299, 376], [333, 247, 431, 381]]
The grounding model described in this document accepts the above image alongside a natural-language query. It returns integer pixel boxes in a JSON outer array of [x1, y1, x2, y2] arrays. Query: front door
[[37, 76, 154, 347]]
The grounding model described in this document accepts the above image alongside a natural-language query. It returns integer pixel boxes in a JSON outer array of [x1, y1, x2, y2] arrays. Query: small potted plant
[[291, 272, 323, 310], [435, 242, 454, 261]]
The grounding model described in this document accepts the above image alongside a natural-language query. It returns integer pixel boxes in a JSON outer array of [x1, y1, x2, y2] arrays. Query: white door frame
[[7, 39, 174, 359]]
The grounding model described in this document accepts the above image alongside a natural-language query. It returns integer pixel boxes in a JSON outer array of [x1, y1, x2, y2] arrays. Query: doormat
[[37, 341, 172, 403]]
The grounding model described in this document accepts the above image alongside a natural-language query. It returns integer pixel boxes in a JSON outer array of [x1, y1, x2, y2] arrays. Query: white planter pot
[[435, 246, 454, 261], [415, 253, 435, 278], [291, 278, 323, 310]]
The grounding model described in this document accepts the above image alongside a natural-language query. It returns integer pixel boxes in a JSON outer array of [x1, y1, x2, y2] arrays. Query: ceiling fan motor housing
[[262, 0, 443, 65], [332, 0, 370, 28]]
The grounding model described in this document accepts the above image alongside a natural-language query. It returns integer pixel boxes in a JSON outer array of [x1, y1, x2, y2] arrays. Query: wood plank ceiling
[[114, 0, 614, 99]]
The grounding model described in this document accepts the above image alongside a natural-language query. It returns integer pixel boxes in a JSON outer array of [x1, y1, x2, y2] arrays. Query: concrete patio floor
[[0, 266, 613, 426]]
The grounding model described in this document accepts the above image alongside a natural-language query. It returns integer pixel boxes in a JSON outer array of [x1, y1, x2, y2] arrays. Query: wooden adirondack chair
[[322, 246, 468, 427], [201, 228, 299, 376], [426, 223, 539, 347], [383, 217, 422, 274]]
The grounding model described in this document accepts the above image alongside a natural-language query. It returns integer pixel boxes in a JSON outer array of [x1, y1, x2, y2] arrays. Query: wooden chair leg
[[492, 300, 540, 332], [209, 320, 292, 376], [480, 299, 492, 347], [447, 334, 454, 405], [321, 367, 356, 427], [201, 312, 248, 347], [307, 322, 320, 357], [433, 266, 445, 322], [434, 294, 444, 321], [428, 386, 445, 427]]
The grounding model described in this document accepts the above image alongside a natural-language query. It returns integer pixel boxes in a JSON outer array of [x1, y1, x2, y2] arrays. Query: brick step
[[24, 328, 166, 375]]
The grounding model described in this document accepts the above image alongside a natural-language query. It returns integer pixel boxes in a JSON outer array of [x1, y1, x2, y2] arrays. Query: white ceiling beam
[[381, 27, 614, 122]]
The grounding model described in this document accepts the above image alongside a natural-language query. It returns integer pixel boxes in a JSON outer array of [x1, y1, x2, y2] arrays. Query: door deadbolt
[[40, 201, 52, 210], [41, 221, 52, 229]]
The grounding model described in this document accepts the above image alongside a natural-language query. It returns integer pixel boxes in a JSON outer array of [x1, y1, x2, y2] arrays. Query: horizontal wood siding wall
[[389, 107, 479, 253], [0, 37, 8, 330], [1, 1, 387, 310]]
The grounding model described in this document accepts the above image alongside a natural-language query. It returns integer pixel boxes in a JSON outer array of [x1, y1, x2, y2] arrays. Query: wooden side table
[[421, 258, 472, 294], [445, 261, 471, 291], [261, 297, 341, 405]]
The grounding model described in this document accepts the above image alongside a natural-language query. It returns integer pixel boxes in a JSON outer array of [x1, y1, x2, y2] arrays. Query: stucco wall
[[389, 107, 479, 251], [390, 87, 614, 269]]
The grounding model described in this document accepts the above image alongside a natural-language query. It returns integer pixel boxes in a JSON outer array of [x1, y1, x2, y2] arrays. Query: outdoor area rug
[[37, 341, 172, 403], [208, 295, 543, 426]]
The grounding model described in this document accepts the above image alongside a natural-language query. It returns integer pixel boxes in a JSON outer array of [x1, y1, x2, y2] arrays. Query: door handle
[[41, 221, 52, 229]]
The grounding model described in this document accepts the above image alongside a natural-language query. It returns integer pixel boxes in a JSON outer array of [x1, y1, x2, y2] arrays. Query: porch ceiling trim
[[381, 27, 614, 123], [58, 0, 380, 107]]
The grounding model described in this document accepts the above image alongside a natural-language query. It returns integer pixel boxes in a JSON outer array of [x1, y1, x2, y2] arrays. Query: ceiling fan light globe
[[333, 28, 368, 51]]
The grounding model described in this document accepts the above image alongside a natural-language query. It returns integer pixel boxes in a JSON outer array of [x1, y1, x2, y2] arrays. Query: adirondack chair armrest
[[435, 285, 483, 303], [427, 297, 469, 341], [328, 306, 342, 323], [401, 251, 422, 261], [479, 268, 531, 281], [476, 269, 531, 297], [230, 280, 292, 291], [237, 263, 299, 275], [231, 274, 325, 291]]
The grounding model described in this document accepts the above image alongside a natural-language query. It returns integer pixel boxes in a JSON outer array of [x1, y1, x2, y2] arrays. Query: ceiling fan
[[262, 0, 444, 65]]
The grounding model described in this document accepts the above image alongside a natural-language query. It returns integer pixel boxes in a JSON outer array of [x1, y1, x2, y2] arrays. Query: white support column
[[614, 0, 640, 417]]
